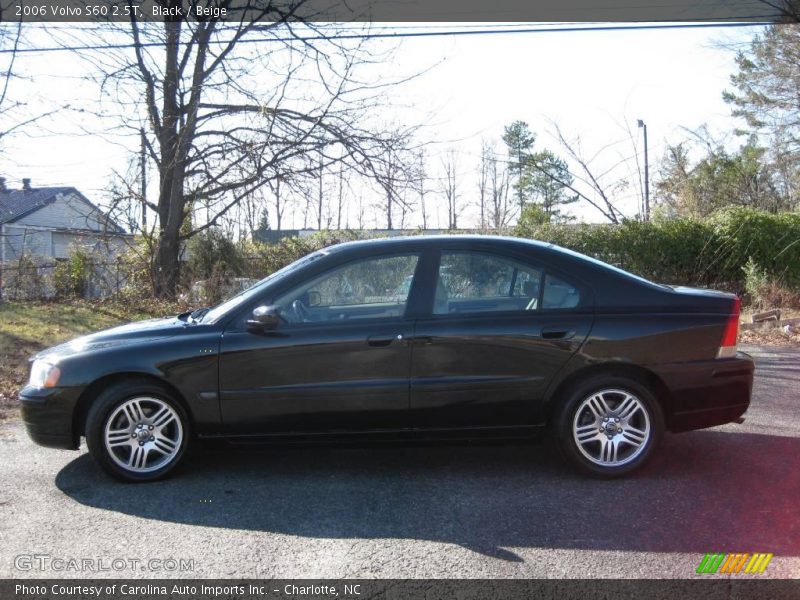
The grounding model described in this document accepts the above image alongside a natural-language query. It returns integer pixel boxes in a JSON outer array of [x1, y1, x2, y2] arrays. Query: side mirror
[[247, 305, 280, 331]]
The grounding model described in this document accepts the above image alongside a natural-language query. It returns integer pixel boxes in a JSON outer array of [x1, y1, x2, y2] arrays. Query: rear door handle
[[541, 327, 575, 340], [367, 334, 403, 347]]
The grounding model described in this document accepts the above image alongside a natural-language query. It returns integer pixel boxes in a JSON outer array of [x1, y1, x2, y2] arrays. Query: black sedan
[[20, 236, 753, 482]]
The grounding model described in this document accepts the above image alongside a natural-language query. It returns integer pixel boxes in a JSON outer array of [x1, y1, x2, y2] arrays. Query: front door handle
[[541, 327, 575, 340], [367, 334, 403, 347]]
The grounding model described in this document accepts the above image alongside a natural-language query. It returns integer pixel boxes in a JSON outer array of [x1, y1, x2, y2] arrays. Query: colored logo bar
[[696, 553, 773, 574]]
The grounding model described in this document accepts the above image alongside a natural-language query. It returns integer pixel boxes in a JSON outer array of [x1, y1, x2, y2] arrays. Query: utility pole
[[317, 150, 323, 230], [140, 127, 147, 231], [637, 119, 650, 221], [337, 162, 344, 230], [517, 145, 524, 213], [275, 175, 282, 231], [418, 149, 427, 230]]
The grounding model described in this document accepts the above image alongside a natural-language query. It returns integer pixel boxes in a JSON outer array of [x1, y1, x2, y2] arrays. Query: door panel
[[410, 249, 593, 430], [218, 252, 421, 435], [409, 313, 592, 429], [219, 320, 413, 434]]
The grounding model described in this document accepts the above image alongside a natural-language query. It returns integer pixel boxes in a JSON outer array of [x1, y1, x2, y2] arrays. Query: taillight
[[717, 296, 741, 359]]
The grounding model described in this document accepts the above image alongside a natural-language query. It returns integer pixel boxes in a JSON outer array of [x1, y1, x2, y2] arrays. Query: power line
[[1, 20, 774, 54], [13, 16, 773, 33]]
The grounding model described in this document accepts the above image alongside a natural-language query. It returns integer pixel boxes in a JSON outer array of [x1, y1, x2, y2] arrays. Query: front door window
[[275, 254, 420, 324]]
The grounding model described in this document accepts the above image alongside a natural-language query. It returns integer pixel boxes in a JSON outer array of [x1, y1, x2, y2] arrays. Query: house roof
[[0, 186, 126, 234]]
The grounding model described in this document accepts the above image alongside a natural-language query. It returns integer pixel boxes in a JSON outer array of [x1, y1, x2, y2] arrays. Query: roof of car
[[326, 234, 557, 252], [324, 234, 665, 291]]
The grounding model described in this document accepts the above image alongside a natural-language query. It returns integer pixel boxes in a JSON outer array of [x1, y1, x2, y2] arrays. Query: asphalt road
[[1, 345, 798, 579]]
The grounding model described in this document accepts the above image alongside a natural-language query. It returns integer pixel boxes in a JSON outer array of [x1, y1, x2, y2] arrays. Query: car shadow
[[55, 429, 800, 561], [751, 347, 800, 384]]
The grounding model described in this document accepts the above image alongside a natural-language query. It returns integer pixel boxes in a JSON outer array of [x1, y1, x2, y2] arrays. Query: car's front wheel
[[556, 375, 664, 477], [85, 380, 189, 482]]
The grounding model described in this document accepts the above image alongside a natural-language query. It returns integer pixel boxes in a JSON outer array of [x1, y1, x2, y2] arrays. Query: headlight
[[29, 360, 61, 388]]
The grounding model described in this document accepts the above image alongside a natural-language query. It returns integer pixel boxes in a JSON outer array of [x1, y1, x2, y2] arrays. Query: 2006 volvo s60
[[20, 236, 753, 481]]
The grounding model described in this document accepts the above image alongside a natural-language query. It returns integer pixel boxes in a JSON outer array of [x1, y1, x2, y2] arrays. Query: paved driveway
[[1, 346, 798, 579]]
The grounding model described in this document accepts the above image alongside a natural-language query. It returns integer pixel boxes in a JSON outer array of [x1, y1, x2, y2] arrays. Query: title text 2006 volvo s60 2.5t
[[19, 236, 754, 482]]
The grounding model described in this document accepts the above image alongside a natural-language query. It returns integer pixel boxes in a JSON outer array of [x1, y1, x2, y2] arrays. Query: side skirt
[[198, 424, 543, 446]]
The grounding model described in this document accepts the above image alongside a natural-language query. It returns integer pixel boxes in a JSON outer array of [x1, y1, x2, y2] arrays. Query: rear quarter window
[[542, 273, 581, 309]]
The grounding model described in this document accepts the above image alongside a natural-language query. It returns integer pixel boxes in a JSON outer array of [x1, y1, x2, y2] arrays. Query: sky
[[0, 22, 762, 230]]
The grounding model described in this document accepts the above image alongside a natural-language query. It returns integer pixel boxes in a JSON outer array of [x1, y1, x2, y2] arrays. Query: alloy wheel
[[103, 397, 184, 474], [572, 388, 651, 467]]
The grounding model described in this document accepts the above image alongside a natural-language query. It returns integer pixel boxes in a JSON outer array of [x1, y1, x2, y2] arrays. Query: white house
[[0, 178, 130, 263]]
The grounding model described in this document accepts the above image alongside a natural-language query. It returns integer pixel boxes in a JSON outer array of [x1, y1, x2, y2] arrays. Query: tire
[[85, 379, 190, 483], [555, 375, 664, 478]]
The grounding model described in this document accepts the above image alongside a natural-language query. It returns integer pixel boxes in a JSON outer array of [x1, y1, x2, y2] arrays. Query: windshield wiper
[[188, 307, 210, 323]]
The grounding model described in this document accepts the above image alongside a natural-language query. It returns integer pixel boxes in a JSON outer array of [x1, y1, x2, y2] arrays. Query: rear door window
[[433, 251, 543, 315]]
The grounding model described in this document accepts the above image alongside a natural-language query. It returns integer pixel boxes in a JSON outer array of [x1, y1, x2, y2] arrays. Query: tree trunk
[[154, 228, 181, 297], [151, 18, 184, 298]]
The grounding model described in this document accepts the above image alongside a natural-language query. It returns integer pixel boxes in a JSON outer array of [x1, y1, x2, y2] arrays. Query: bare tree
[[0, 18, 69, 163], [440, 149, 460, 230], [316, 150, 324, 230], [487, 146, 513, 230], [0, 18, 22, 148], [0, 18, 60, 154], [477, 139, 492, 229], [552, 124, 626, 223], [414, 148, 428, 229], [267, 175, 291, 231], [355, 194, 365, 229], [398, 187, 413, 229], [55, 11, 418, 296], [335, 159, 347, 230], [239, 187, 269, 240], [371, 130, 417, 230], [107, 156, 152, 237]]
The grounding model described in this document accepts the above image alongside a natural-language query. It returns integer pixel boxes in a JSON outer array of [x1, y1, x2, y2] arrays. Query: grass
[[0, 298, 185, 421]]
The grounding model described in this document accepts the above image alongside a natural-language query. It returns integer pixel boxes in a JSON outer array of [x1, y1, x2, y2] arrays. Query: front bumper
[[652, 351, 755, 432], [19, 385, 81, 450]]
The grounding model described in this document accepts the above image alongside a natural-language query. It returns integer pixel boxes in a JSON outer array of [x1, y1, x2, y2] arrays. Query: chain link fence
[[0, 258, 131, 301]]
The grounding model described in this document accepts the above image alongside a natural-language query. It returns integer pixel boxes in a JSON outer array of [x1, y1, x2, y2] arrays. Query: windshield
[[200, 250, 327, 323]]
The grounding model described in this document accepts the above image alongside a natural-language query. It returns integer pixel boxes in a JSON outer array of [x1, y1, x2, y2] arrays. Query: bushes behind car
[[515, 207, 800, 295], [180, 208, 800, 303], [79, 208, 795, 304]]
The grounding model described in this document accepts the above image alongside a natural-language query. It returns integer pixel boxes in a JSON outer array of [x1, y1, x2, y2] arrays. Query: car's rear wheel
[[85, 380, 189, 482], [556, 375, 663, 477]]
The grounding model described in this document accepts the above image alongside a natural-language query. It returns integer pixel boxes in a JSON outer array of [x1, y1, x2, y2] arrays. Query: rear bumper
[[652, 351, 754, 433], [19, 385, 81, 450]]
